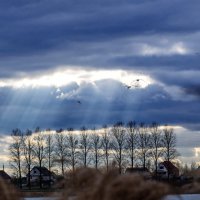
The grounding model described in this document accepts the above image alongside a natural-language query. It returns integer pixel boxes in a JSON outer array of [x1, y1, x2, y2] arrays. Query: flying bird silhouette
[[132, 79, 146, 88], [124, 84, 132, 89], [77, 100, 81, 104], [124, 79, 147, 89]]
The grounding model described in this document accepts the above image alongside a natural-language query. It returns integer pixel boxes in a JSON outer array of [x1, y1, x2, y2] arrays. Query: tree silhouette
[[79, 127, 91, 168], [44, 129, 54, 187], [126, 121, 137, 168], [137, 123, 151, 169], [66, 128, 79, 172], [9, 128, 23, 189], [91, 128, 102, 169], [101, 125, 111, 172], [150, 122, 163, 178], [33, 127, 46, 189], [22, 129, 34, 189], [54, 129, 68, 176], [111, 122, 127, 174]]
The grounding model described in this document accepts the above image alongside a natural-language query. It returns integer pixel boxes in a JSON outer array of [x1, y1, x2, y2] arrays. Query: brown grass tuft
[[103, 175, 169, 200], [0, 179, 20, 200], [181, 181, 200, 194], [61, 168, 169, 200]]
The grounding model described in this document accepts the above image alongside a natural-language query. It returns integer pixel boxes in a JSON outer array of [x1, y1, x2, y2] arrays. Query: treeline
[[9, 121, 179, 188]]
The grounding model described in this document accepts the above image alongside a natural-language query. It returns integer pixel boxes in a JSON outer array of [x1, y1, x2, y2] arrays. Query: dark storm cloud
[[146, 69, 200, 99], [113, 55, 200, 70], [183, 85, 200, 98], [1, 0, 200, 77], [1, 0, 200, 139]]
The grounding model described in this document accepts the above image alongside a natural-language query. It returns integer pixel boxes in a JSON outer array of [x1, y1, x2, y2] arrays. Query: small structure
[[27, 166, 55, 185], [157, 161, 179, 179], [189, 166, 200, 181], [0, 170, 11, 181], [125, 167, 152, 179]]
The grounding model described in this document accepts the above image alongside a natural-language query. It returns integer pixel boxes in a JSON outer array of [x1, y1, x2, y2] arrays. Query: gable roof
[[0, 170, 11, 180], [31, 166, 51, 176], [161, 161, 179, 175]]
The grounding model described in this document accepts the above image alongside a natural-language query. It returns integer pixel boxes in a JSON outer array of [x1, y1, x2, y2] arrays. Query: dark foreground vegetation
[[4, 168, 200, 200], [1, 168, 170, 200]]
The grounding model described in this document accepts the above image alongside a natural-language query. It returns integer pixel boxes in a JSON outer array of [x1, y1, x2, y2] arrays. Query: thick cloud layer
[[0, 1, 200, 75], [0, 0, 200, 160], [0, 79, 199, 134]]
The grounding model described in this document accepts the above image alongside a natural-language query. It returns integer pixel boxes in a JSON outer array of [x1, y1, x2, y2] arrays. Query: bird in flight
[[124, 79, 147, 89], [124, 84, 132, 89], [77, 100, 81, 104]]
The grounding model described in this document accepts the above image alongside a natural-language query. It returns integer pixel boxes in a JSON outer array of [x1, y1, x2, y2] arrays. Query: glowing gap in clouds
[[140, 42, 190, 56], [0, 68, 154, 89]]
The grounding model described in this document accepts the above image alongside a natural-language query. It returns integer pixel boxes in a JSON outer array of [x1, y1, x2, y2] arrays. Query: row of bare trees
[[9, 122, 178, 188]]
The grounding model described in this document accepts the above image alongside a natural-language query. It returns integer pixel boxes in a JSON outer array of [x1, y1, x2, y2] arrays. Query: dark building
[[0, 170, 11, 181]]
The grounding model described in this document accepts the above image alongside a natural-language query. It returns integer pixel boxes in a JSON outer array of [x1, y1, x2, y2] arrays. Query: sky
[[1, 0, 200, 166]]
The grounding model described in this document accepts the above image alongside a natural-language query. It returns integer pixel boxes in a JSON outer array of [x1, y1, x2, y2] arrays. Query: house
[[189, 166, 200, 181], [0, 170, 11, 181], [157, 161, 179, 179], [27, 166, 55, 185], [125, 167, 152, 179]]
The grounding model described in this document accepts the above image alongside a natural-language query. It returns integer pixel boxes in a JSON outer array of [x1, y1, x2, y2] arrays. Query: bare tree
[[150, 122, 163, 177], [137, 123, 151, 169], [33, 127, 46, 189], [111, 122, 127, 174], [54, 129, 68, 176], [162, 125, 178, 162], [162, 125, 179, 180], [126, 121, 137, 168], [44, 129, 54, 187], [79, 127, 91, 167], [66, 128, 79, 172], [9, 129, 23, 188], [91, 128, 102, 169], [22, 129, 34, 189], [101, 125, 111, 172]]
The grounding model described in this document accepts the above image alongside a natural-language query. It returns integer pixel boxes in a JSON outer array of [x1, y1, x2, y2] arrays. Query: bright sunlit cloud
[[194, 148, 200, 157], [0, 67, 155, 89]]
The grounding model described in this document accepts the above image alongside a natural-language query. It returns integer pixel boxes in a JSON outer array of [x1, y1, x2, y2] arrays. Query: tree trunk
[[39, 161, 42, 189], [28, 164, 31, 189], [143, 154, 146, 169], [62, 158, 64, 176], [106, 150, 109, 172], [19, 163, 22, 189]]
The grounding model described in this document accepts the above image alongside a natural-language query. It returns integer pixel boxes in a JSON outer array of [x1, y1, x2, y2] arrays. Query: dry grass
[[59, 168, 169, 200], [0, 179, 20, 200], [181, 181, 200, 194], [5, 168, 200, 200]]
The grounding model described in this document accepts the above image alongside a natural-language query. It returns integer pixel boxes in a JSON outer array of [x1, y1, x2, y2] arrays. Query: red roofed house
[[157, 161, 179, 179]]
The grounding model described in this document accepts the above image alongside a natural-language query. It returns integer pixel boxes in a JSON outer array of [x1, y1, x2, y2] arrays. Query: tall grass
[[59, 168, 169, 200], [0, 179, 20, 200], [3, 168, 200, 200]]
